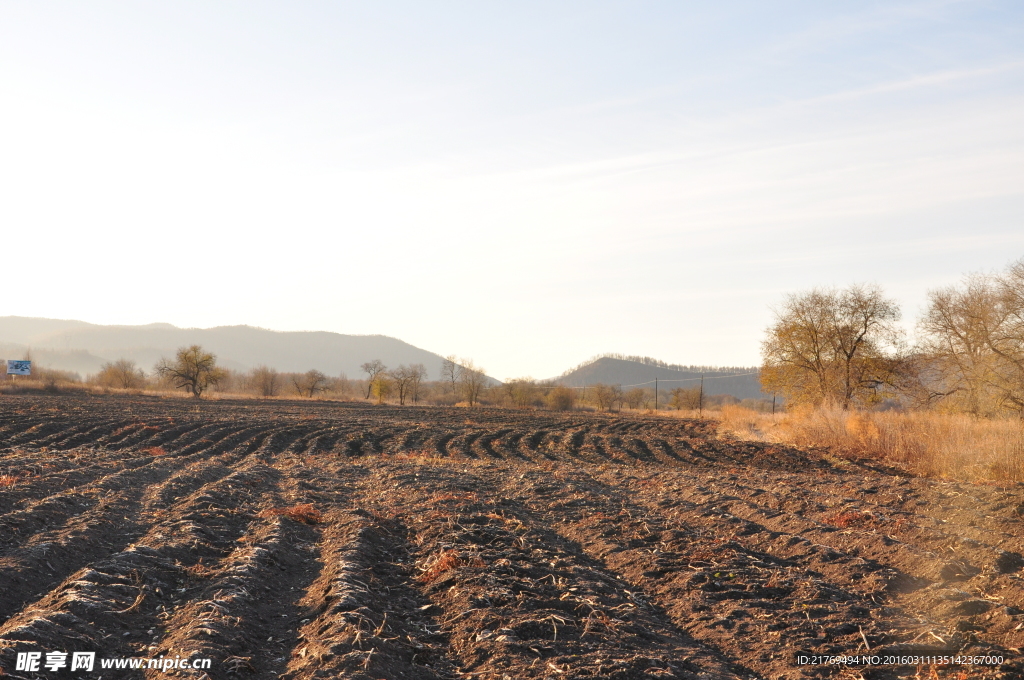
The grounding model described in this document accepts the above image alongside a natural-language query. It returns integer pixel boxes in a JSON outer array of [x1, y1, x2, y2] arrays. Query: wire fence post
[[654, 377, 658, 411], [699, 374, 704, 417]]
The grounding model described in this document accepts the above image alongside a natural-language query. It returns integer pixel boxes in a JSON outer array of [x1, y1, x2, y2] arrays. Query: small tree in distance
[[592, 383, 616, 411], [388, 364, 427, 405], [156, 345, 226, 398], [670, 386, 701, 411], [458, 359, 488, 407], [440, 355, 463, 403], [504, 378, 537, 408], [548, 386, 576, 411], [293, 369, 329, 398], [360, 360, 387, 399], [625, 387, 648, 410], [610, 384, 623, 411], [371, 371, 392, 404], [250, 365, 280, 397], [408, 364, 427, 403], [96, 359, 146, 389], [390, 365, 415, 405]]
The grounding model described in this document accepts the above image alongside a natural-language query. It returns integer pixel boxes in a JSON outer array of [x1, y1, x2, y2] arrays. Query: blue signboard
[[6, 360, 31, 375]]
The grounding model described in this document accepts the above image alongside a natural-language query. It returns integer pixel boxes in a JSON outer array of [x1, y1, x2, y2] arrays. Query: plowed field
[[2, 395, 1024, 679]]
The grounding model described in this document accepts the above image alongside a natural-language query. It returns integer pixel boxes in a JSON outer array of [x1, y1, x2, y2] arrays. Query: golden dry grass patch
[[718, 404, 1024, 483]]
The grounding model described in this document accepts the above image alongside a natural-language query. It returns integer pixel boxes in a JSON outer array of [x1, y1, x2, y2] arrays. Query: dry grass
[[417, 549, 486, 584], [0, 474, 18, 487], [417, 549, 464, 583], [183, 559, 218, 578], [821, 509, 879, 530], [394, 449, 439, 460], [717, 404, 1024, 483], [259, 503, 324, 524], [141, 446, 168, 456], [429, 491, 479, 504]]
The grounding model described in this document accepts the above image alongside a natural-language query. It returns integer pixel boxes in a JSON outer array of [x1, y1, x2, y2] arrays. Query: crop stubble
[[1, 395, 1023, 679]]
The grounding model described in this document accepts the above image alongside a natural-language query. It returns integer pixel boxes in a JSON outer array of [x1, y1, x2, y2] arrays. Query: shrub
[[547, 386, 576, 411]]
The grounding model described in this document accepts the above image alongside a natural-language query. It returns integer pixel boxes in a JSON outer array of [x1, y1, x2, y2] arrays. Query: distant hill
[[555, 355, 768, 400], [0, 317, 456, 380]]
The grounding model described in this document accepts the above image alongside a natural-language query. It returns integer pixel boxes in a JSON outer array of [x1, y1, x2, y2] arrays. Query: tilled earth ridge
[[0, 395, 1022, 679]]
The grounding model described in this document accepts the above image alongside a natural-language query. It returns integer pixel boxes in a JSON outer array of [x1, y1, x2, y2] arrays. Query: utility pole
[[698, 374, 704, 417], [654, 378, 658, 411], [772, 392, 776, 415]]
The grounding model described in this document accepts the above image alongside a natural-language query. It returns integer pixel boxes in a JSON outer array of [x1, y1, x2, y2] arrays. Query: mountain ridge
[[0, 316, 453, 380], [554, 356, 767, 400]]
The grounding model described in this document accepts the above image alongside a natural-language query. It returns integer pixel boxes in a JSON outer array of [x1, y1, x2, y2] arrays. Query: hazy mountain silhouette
[[0, 317, 453, 380], [555, 356, 767, 400]]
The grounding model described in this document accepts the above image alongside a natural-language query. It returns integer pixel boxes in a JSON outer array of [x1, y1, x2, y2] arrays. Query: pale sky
[[2, 1, 1023, 380]]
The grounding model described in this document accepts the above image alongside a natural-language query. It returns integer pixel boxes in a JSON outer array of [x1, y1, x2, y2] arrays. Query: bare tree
[[504, 378, 537, 408], [249, 365, 280, 397], [292, 369, 329, 398], [156, 345, 226, 398], [458, 359, 488, 407], [669, 386, 702, 410], [390, 364, 427, 405], [592, 383, 615, 411], [408, 364, 427, 403], [916, 259, 1024, 415], [610, 384, 624, 411], [440, 355, 463, 403], [390, 365, 418, 405], [761, 284, 905, 408], [360, 360, 387, 399], [334, 373, 353, 399], [625, 388, 647, 410], [96, 359, 146, 389]]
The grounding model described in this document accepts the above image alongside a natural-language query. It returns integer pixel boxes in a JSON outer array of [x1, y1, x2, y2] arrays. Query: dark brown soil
[[1, 394, 1022, 679]]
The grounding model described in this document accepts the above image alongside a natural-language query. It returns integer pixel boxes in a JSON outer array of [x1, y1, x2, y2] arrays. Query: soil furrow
[[371, 461, 747, 679], [112, 420, 207, 451], [283, 511, 459, 680], [30, 420, 116, 449], [2, 395, 1022, 679], [617, 467, 1024, 629], [0, 456, 140, 516], [1, 420, 82, 448], [0, 461, 280, 676], [503, 467, 933, 679], [150, 515, 322, 680], [703, 470, 1024, 565]]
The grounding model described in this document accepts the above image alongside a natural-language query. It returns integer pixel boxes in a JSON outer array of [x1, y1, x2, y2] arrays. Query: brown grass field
[[716, 405, 1024, 484], [1, 394, 1024, 679]]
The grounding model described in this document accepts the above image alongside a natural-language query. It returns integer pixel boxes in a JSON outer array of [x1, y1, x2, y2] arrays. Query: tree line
[[84, 349, 501, 406], [559, 353, 755, 378], [6, 342, 775, 412], [84, 347, 356, 400], [75, 348, 763, 412], [761, 257, 1024, 416]]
